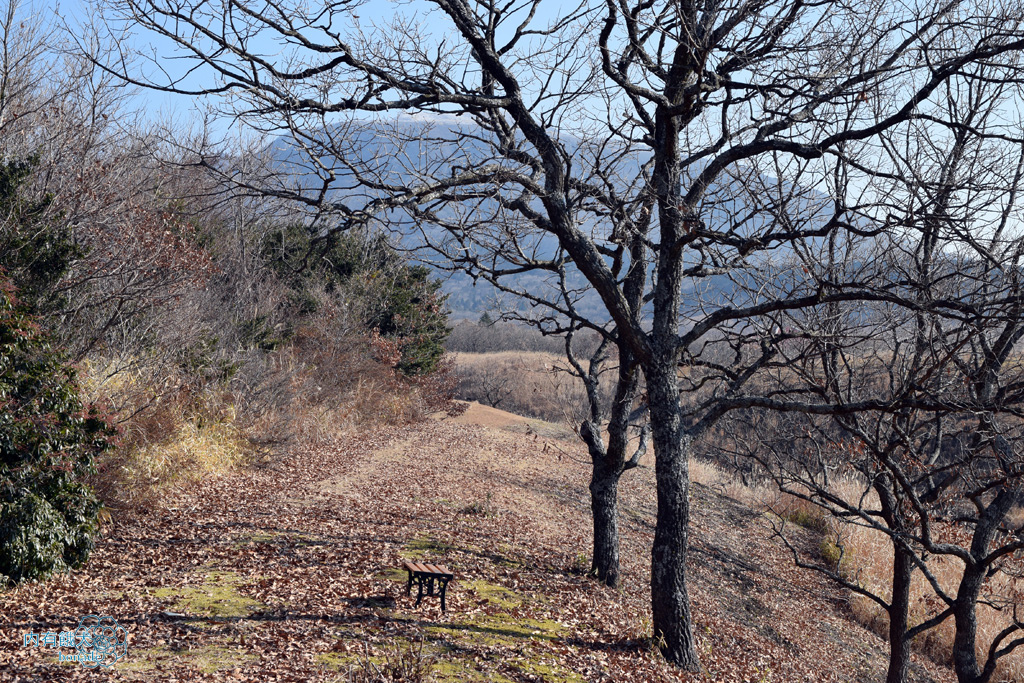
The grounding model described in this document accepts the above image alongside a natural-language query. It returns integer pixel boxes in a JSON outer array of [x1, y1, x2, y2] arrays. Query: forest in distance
[[3, 1, 1024, 682]]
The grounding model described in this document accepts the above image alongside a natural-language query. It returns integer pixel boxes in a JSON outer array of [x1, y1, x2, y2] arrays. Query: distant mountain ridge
[[269, 118, 832, 321]]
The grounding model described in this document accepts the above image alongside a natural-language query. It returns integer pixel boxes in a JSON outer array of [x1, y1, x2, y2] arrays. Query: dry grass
[[453, 351, 612, 426], [93, 418, 250, 508], [78, 323, 443, 509], [841, 523, 1023, 681], [78, 358, 252, 507], [690, 458, 1024, 682]]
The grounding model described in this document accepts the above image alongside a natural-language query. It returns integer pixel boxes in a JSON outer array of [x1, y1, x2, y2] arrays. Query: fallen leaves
[[1, 416, 958, 682]]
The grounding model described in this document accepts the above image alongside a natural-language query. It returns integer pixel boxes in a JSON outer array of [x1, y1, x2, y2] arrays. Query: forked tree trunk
[[949, 488, 1018, 683], [646, 361, 701, 671], [581, 416, 631, 588], [580, 344, 643, 589]]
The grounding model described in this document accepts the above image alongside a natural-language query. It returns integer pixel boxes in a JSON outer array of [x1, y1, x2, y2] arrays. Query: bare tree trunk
[[952, 566, 986, 683], [588, 457, 621, 587], [577, 340, 644, 589], [950, 487, 1019, 683], [646, 361, 701, 670], [886, 545, 915, 683], [580, 412, 623, 588]]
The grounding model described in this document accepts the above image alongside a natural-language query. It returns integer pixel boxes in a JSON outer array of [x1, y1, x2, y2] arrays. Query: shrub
[[343, 636, 436, 683], [262, 226, 450, 376], [0, 156, 84, 318], [0, 274, 114, 585], [367, 263, 448, 376]]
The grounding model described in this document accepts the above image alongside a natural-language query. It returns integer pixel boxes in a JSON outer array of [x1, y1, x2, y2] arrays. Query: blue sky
[[53, 0, 189, 120], [50, 0, 598, 136]]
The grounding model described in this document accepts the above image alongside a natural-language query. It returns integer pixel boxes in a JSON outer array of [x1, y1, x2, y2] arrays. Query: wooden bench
[[402, 561, 454, 612]]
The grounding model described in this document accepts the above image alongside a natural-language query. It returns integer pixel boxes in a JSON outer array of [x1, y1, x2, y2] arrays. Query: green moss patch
[[377, 566, 408, 582], [427, 613, 564, 648], [232, 531, 280, 545], [482, 544, 524, 568], [461, 579, 523, 610], [314, 576, 579, 683], [315, 650, 361, 670], [426, 613, 578, 681], [152, 571, 264, 620], [432, 658, 514, 683], [317, 636, 569, 683], [426, 579, 564, 645], [402, 534, 453, 560], [115, 644, 257, 675], [316, 637, 441, 680], [515, 657, 588, 683]]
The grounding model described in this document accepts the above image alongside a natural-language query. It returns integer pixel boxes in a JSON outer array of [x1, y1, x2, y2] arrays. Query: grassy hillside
[[454, 350, 1024, 683], [452, 351, 613, 427], [0, 403, 966, 682]]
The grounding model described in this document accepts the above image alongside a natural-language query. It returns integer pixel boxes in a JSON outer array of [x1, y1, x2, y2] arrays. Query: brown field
[[455, 351, 1024, 682], [453, 351, 613, 427]]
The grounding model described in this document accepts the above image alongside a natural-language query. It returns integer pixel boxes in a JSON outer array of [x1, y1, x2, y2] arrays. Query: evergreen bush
[[263, 226, 449, 376], [0, 274, 113, 585]]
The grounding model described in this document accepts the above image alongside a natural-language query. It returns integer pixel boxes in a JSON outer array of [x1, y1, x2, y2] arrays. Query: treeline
[[0, 10, 452, 585]]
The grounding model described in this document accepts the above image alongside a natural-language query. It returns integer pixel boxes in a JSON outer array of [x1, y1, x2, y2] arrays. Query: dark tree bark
[[950, 488, 1022, 683], [952, 568, 986, 683], [647, 361, 700, 669], [571, 232, 649, 589], [578, 341, 646, 588], [587, 447, 623, 587], [886, 545, 915, 683], [878, 476, 917, 683]]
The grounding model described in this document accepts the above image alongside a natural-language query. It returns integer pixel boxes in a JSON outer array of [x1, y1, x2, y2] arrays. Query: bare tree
[[725, 64, 1024, 683], [0, 0, 218, 359], [563, 322, 650, 588], [89, 0, 1024, 668]]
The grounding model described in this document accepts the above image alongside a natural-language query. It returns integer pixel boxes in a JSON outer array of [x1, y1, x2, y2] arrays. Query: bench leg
[[415, 576, 424, 607], [439, 578, 449, 613], [406, 570, 413, 596]]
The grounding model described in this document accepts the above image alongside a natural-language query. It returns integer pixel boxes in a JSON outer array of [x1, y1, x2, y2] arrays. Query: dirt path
[[1, 404, 954, 682]]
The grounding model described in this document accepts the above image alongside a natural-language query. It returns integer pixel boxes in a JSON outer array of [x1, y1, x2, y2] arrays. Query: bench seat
[[402, 561, 454, 612]]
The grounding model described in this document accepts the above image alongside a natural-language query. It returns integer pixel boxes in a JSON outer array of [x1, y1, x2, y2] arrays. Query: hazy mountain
[[270, 118, 832, 322]]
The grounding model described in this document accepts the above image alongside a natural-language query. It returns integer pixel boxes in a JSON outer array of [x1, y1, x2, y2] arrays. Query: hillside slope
[[1, 403, 954, 682]]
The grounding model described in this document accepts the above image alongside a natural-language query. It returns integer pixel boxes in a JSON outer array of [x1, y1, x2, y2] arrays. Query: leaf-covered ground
[[1, 403, 955, 682]]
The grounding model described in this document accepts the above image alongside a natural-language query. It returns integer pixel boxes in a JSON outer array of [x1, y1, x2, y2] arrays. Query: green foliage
[[262, 226, 449, 376], [0, 157, 84, 316], [367, 264, 448, 376], [262, 223, 372, 296], [177, 333, 240, 385], [235, 314, 285, 353], [0, 274, 114, 585]]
